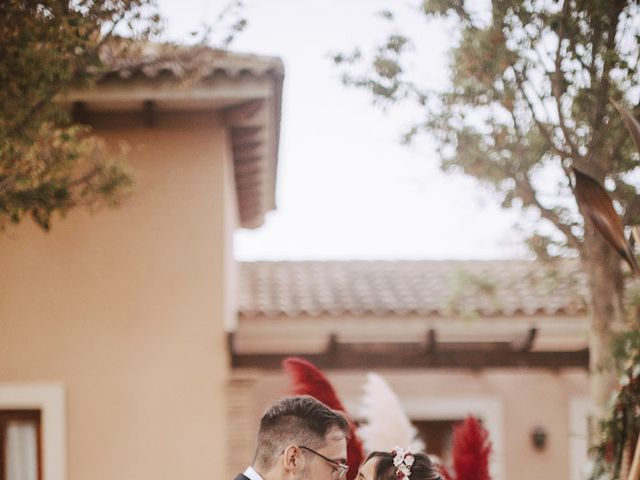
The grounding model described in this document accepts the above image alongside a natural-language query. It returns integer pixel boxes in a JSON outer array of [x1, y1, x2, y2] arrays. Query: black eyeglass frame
[[298, 445, 349, 479]]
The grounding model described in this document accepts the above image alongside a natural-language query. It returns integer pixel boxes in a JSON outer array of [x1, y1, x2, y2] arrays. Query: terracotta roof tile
[[97, 42, 284, 81], [238, 260, 588, 318]]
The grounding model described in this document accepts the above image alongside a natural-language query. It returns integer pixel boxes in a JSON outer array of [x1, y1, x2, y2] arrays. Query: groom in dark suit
[[235, 395, 350, 480]]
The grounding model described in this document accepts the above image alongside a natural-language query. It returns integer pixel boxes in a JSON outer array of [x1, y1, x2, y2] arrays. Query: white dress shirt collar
[[244, 466, 265, 480]]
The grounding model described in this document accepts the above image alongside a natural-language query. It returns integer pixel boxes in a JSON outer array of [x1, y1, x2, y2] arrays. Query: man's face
[[298, 428, 348, 480]]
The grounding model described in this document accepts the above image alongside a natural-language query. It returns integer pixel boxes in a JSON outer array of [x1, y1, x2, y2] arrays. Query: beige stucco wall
[[0, 111, 236, 480], [228, 368, 589, 480]]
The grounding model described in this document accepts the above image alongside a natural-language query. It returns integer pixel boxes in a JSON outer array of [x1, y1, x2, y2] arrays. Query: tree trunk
[[582, 229, 625, 438]]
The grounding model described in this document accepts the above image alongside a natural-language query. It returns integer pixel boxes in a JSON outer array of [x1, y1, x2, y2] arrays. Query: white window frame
[[569, 396, 590, 480], [403, 397, 504, 480], [0, 383, 66, 480]]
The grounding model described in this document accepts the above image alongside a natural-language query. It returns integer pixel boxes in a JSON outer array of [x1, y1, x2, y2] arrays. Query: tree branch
[[588, 2, 625, 169], [505, 99, 581, 252], [551, 4, 583, 161], [623, 194, 640, 225], [68, 165, 101, 188], [513, 67, 573, 158], [515, 174, 583, 253]]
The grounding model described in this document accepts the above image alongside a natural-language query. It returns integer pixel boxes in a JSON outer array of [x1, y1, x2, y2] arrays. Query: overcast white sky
[[158, 0, 529, 260]]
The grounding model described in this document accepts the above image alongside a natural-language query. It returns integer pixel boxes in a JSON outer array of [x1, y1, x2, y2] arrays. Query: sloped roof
[[238, 260, 589, 318], [66, 43, 284, 229], [97, 42, 284, 81]]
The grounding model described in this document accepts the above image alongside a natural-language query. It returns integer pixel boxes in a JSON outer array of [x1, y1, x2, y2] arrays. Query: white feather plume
[[357, 373, 426, 454]]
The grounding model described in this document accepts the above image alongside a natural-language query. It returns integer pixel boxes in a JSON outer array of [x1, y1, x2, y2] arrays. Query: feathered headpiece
[[282, 357, 364, 480], [440, 415, 492, 480], [358, 373, 425, 454]]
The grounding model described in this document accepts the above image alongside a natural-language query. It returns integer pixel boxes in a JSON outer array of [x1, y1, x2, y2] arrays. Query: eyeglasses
[[298, 445, 349, 480]]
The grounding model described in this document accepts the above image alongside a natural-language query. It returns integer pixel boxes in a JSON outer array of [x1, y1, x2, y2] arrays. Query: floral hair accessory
[[392, 447, 415, 480]]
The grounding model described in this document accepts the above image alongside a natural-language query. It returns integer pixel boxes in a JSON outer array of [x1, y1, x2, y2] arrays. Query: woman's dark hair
[[365, 451, 441, 480]]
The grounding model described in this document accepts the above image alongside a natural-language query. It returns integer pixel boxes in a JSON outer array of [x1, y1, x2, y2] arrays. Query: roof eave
[[60, 67, 283, 230]]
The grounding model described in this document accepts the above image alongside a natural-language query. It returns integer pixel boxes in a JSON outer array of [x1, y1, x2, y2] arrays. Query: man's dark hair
[[252, 395, 349, 470]]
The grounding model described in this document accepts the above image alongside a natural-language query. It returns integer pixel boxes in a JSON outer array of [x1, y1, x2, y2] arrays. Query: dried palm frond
[[573, 167, 640, 276], [357, 373, 425, 454], [612, 101, 640, 155], [282, 357, 364, 480], [446, 415, 492, 480]]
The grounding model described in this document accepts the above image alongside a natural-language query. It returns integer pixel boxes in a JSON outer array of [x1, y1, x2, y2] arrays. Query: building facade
[[0, 47, 283, 480], [229, 260, 591, 480]]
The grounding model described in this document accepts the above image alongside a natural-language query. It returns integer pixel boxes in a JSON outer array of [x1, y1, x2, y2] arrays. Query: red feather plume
[[282, 357, 364, 480], [449, 415, 492, 480], [439, 464, 454, 480]]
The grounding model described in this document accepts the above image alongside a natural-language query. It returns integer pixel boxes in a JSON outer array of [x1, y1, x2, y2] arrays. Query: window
[[402, 396, 503, 480], [0, 384, 64, 480], [0, 410, 41, 480], [569, 397, 589, 480], [412, 419, 460, 466]]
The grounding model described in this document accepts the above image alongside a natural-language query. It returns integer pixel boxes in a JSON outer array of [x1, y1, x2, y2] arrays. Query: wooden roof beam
[[227, 332, 588, 370]]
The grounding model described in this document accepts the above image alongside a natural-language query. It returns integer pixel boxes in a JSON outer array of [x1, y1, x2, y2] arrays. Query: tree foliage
[[0, 0, 246, 232], [335, 0, 640, 420], [336, 0, 640, 258], [0, 1, 162, 231], [591, 329, 640, 479]]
